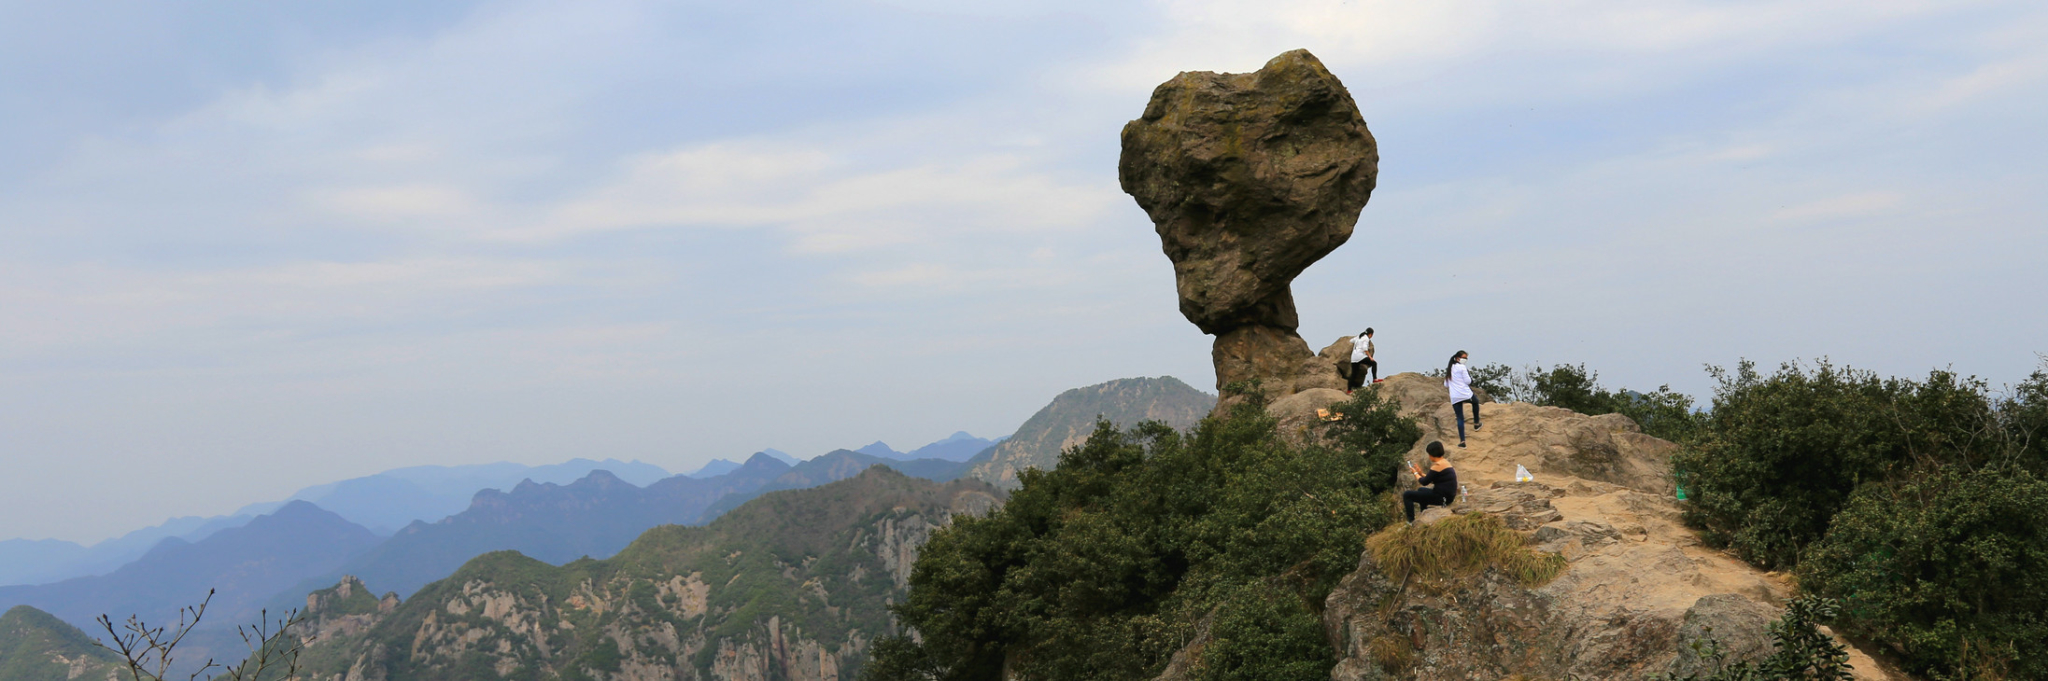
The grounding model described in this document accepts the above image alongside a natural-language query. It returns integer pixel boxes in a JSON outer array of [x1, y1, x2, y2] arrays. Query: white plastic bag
[[1515, 464, 1534, 483]]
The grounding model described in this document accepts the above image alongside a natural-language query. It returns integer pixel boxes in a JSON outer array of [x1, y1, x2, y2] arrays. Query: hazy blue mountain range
[[277, 467, 1003, 681], [855, 441, 905, 458], [698, 449, 973, 520], [0, 514, 256, 588], [686, 458, 743, 477], [906, 431, 1003, 461], [0, 376, 1199, 681], [842, 433, 1003, 463], [0, 605, 123, 681], [0, 501, 379, 637], [692, 431, 999, 481], [239, 457, 675, 535], [0, 458, 672, 588], [274, 453, 796, 603]]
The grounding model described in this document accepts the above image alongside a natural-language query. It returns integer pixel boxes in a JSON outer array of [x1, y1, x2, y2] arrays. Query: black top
[[1417, 465, 1458, 501]]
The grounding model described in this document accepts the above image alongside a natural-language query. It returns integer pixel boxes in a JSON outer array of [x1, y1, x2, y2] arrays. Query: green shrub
[[1673, 360, 1985, 568], [1426, 363, 1514, 401], [1519, 363, 1611, 414], [863, 388, 1420, 681], [1662, 596, 1852, 681], [1798, 466, 2048, 680], [1990, 363, 2048, 471], [1195, 584, 1332, 681], [1473, 362, 1700, 442]]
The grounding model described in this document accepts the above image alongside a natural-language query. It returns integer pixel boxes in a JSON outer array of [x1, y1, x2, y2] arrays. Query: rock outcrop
[[1120, 50, 1378, 409], [1312, 374, 1900, 681]]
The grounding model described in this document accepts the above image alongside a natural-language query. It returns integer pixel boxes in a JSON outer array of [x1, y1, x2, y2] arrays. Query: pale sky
[[3, 0, 2043, 542]]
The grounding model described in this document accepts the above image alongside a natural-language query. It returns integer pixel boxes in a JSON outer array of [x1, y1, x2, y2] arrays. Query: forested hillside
[[282, 467, 1001, 681], [0, 605, 121, 681]]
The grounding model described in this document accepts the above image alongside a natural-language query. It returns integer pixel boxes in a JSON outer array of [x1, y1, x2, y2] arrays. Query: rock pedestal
[[1120, 49, 1378, 407]]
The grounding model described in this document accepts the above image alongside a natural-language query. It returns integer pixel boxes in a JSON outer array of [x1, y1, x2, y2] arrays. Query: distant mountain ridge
[[0, 498, 381, 677], [687, 459, 742, 478], [240, 457, 674, 535], [2, 376, 1211, 681], [698, 449, 972, 520], [964, 376, 1215, 488], [1, 458, 673, 588], [0, 514, 257, 588], [906, 431, 1003, 461], [275, 453, 795, 602], [852, 432, 1002, 463], [279, 467, 1003, 681]]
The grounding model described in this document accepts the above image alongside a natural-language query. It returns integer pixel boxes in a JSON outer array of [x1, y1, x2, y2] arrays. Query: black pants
[[1347, 358, 1378, 389], [1403, 489, 1448, 522], [1454, 398, 1480, 442]]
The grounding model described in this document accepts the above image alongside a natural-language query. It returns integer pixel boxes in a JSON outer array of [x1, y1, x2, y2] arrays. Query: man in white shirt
[[1346, 328, 1378, 393]]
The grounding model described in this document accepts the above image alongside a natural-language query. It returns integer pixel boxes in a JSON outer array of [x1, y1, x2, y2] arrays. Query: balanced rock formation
[[1120, 49, 1378, 408], [1308, 374, 1898, 680]]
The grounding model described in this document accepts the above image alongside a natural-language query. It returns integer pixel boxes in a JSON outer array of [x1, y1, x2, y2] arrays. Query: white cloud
[[0, 257, 590, 356], [490, 136, 1127, 250], [3, 0, 2046, 542], [313, 184, 481, 222]]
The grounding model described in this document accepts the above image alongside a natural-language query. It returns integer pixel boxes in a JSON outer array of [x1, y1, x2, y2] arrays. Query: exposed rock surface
[[1318, 374, 1902, 681], [963, 376, 1213, 489], [1265, 363, 1492, 442], [1120, 50, 1377, 408]]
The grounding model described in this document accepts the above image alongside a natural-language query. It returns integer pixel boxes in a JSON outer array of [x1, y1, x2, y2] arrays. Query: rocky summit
[[962, 376, 1213, 489], [1261, 375, 1900, 681], [1120, 49, 1378, 407]]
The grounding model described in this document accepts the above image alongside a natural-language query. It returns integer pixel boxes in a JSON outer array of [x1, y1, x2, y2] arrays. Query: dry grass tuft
[[1364, 512, 1567, 593], [1366, 634, 1412, 674]]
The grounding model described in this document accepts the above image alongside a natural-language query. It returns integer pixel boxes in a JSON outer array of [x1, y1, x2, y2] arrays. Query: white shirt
[[1349, 334, 1373, 363], [1447, 361, 1474, 401]]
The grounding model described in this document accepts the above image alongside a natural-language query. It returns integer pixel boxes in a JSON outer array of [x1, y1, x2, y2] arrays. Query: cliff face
[[283, 468, 1001, 681], [1298, 374, 1899, 681]]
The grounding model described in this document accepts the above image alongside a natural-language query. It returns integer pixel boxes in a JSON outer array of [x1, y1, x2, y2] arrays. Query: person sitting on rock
[[1445, 350, 1481, 448], [1346, 328, 1379, 393], [1404, 440, 1459, 523]]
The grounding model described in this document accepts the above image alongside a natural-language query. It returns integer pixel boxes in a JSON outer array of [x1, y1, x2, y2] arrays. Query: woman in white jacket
[[1445, 350, 1480, 448]]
